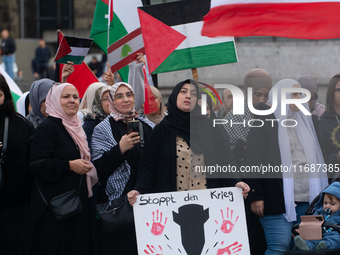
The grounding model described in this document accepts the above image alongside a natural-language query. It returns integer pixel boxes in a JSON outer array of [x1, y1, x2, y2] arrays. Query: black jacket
[[245, 103, 325, 216], [1, 36, 15, 55], [83, 116, 101, 151], [0, 114, 34, 209], [319, 112, 340, 165], [19, 116, 90, 255], [135, 119, 239, 194], [92, 117, 153, 255], [35, 46, 51, 66], [93, 117, 153, 204]]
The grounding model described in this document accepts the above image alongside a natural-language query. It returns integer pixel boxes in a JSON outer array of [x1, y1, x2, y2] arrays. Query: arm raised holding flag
[[103, 62, 115, 85], [61, 61, 74, 83]]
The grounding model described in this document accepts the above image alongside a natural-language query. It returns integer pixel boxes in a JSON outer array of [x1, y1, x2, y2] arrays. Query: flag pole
[[107, 0, 112, 51], [55, 29, 63, 82], [191, 68, 199, 82]]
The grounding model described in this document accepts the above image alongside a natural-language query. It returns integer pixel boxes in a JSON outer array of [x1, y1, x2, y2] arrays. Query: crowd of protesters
[[0, 52, 340, 255]]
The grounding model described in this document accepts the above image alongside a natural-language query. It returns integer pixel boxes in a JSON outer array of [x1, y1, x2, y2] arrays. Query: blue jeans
[[2, 54, 14, 79], [260, 214, 293, 255]]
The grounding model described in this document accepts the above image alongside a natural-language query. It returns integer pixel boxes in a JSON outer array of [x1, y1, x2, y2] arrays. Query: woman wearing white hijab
[[77, 82, 106, 124], [245, 79, 328, 255], [143, 86, 166, 125], [83, 85, 111, 150], [16, 91, 31, 117]]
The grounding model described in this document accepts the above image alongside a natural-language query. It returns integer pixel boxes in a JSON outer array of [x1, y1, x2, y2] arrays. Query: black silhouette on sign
[[173, 204, 209, 255]]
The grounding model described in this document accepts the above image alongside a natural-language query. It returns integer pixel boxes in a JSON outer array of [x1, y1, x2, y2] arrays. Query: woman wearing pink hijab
[[19, 83, 97, 255]]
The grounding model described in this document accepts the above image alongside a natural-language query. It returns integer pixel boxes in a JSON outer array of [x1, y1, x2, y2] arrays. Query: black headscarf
[[137, 79, 239, 193], [162, 79, 199, 146], [161, 79, 209, 155], [0, 103, 8, 116]]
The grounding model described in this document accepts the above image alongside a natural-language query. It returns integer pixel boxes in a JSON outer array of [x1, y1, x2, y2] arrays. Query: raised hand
[[61, 61, 74, 82], [103, 62, 115, 85], [136, 53, 146, 64]]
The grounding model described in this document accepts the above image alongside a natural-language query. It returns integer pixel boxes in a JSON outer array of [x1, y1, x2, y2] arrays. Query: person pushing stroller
[[294, 182, 340, 251]]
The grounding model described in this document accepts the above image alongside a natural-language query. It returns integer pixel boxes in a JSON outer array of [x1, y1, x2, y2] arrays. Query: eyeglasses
[[114, 92, 133, 100], [101, 96, 109, 102]]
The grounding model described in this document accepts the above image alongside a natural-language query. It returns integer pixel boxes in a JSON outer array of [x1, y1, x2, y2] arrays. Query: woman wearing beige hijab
[[77, 82, 106, 124], [143, 86, 166, 125]]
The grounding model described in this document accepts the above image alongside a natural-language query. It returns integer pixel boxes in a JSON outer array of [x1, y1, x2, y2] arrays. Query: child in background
[[294, 182, 340, 250]]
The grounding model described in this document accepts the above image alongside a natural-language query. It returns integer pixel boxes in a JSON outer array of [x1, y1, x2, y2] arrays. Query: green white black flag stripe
[[55, 36, 93, 65], [139, 0, 238, 74], [0, 65, 22, 104]]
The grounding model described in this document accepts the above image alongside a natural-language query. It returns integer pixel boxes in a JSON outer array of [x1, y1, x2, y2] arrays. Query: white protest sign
[[133, 187, 250, 255]]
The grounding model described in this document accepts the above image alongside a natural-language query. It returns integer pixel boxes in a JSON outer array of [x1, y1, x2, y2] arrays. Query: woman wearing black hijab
[[128, 79, 249, 203], [0, 74, 34, 255]]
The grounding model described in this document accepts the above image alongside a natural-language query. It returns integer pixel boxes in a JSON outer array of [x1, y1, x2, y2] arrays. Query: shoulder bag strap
[[36, 180, 49, 206], [37, 174, 83, 207], [1, 116, 9, 163], [139, 121, 144, 148]]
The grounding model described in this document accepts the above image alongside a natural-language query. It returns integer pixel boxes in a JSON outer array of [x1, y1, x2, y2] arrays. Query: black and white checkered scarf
[[91, 115, 154, 209]]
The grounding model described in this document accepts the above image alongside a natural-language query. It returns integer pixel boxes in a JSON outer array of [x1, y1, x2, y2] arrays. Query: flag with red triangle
[[142, 65, 158, 114], [138, 0, 238, 74], [138, 9, 186, 74], [56, 31, 99, 98], [54, 36, 93, 65]]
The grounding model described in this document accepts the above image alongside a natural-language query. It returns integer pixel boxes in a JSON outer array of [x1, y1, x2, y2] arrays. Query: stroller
[[284, 182, 340, 255]]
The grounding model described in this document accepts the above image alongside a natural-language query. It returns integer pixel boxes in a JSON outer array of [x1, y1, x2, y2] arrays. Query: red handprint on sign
[[216, 241, 242, 255], [144, 244, 163, 255], [216, 207, 239, 234], [146, 209, 167, 236]]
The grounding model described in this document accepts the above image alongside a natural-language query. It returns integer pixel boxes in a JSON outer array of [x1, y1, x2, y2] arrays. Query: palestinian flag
[[56, 31, 99, 98], [107, 28, 145, 73], [90, 0, 143, 81], [0, 65, 23, 104], [54, 36, 93, 65], [138, 0, 238, 74]]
